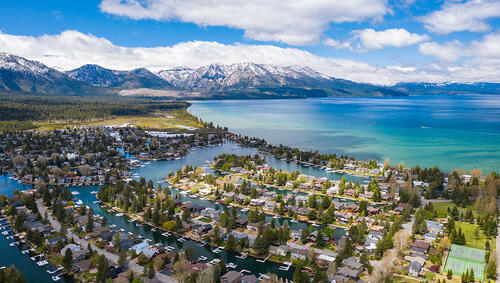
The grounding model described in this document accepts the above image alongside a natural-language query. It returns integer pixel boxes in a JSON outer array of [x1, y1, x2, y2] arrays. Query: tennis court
[[444, 244, 485, 280]]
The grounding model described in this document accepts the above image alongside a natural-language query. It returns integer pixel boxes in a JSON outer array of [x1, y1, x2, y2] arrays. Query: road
[[36, 199, 177, 283]]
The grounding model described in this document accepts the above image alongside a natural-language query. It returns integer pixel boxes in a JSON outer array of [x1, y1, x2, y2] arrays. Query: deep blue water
[[189, 95, 500, 173]]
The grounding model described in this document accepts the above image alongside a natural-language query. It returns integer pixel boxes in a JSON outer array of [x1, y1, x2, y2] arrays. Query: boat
[[90, 191, 98, 194], [37, 260, 48, 266], [115, 213, 124, 217], [71, 191, 80, 195], [52, 275, 61, 281], [226, 262, 237, 269], [196, 256, 207, 262]]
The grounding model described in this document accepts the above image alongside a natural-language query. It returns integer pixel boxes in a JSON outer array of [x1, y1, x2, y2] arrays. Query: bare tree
[[469, 168, 483, 179], [393, 230, 410, 256]]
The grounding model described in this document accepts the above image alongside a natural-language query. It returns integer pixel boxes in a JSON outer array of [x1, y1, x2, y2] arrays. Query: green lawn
[[455, 221, 489, 249], [198, 217, 212, 223], [432, 202, 477, 218]]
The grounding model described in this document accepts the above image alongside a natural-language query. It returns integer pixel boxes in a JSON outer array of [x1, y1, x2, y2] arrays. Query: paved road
[[36, 199, 177, 283]]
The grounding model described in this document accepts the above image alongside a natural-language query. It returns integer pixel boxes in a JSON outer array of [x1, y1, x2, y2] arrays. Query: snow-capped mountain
[[157, 62, 332, 91], [0, 52, 99, 95], [66, 64, 172, 89]]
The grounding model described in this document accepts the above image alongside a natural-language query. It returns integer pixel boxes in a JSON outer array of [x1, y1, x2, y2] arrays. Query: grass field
[[36, 109, 203, 131], [432, 202, 476, 217], [444, 244, 485, 280], [455, 221, 489, 249]]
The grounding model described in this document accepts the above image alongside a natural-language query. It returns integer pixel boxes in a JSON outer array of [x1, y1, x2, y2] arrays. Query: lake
[[189, 95, 500, 173]]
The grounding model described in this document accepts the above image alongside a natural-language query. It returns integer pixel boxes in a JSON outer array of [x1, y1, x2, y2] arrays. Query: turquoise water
[[189, 95, 500, 173]]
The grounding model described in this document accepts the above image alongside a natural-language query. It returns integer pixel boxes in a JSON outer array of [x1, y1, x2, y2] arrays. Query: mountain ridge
[[1, 52, 499, 98]]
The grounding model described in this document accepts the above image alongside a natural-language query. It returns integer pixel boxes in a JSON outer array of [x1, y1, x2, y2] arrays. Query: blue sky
[[1, 0, 500, 84]]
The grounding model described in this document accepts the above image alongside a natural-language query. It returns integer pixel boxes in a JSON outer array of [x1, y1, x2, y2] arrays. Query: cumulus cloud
[[98, 0, 389, 45], [419, 40, 465, 62], [350, 28, 429, 51], [1, 30, 500, 84], [419, 30, 500, 63], [420, 0, 500, 34]]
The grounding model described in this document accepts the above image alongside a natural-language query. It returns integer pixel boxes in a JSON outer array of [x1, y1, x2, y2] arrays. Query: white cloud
[[2, 30, 500, 84], [420, 0, 500, 34], [419, 40, 465, 62], [98, 0, 389, 45], [350, 28, 429, 51], [419, 30, 500, 62]]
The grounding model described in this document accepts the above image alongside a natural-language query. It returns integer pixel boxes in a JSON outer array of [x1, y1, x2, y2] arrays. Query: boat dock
[[256, 255, 270, 263]]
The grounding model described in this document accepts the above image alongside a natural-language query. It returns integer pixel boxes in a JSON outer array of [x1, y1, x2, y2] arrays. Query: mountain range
[[1, 52, 499, 98]]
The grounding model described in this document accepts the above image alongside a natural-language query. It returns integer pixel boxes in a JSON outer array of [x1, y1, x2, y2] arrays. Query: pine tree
[[447, 269, 453, 279], [63, 248, 73, 269]]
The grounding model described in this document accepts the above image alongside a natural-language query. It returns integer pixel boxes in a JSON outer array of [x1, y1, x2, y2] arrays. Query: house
[[337, 266, 361, 279], [404, 255, 426, 266], [241, 274, 258, 283], [129, 241, 149, 253], [344, 189, 356, 197], [74, 259, 91, 272], [142, 246, 159, 259], [316, 254, 336, 267], [407, 261, 422, 277], [247, 222, 260, 232], [291, 246, 309, 261], [221, 271, 243, 283], [269, 245, 290, 256], [276, 244, 291, 256], [46, 236, 65, 251], [249, 199, 265, 207], [410, 240, 430, 253], [342, 256, 363, 273], [291, 230, 302, 241], [60, 244, 89, 261]]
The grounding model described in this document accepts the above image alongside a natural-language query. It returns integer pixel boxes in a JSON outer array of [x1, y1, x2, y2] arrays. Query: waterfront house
[[241, 274, 258, 283], [46, 236, 65, 252], [225, 231, 248, 242], [141, 246, 159, 259], [249, 199, 265, 207], [291, 230, 302, 241], [221, 271, 243, 283], [129, 241, 149, 253], [247, 222, 260, 232], [74, 259, 91, 272], [316, 254, 336, 267], [235, 218, 248, 228], [61, 244, 90, 262], [269, 244, 290, 257], [291, 246, 309, 261]]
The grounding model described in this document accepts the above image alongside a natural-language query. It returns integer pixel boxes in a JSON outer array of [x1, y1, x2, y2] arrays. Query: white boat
[[196, 256, 207, 262], [90, 191, 98, 194], [71, 191, 80, 195], [37, 260, 48, 266], [226, 263, 237, 269], [115, 213, 124, 217], [52, 275, 61, 281]]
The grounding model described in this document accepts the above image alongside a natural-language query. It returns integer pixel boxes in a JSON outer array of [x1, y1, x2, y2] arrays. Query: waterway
[[0, 142, 367, 281]]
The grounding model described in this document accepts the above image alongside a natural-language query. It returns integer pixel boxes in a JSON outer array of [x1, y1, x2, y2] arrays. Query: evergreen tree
[[96, 255, 110, 282], [63, 248, 73, 269]]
